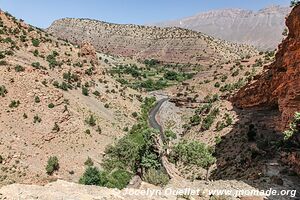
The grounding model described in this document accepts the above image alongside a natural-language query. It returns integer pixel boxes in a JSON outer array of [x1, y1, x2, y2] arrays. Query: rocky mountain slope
[[46, 18, 257, 65], [232, 4, 300, 180], [232, 5, 300, 132], [0, 10, 142, 186], [154, 6, 290, 50]]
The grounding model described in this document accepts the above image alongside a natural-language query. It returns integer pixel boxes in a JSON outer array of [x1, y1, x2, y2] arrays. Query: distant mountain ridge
[[153, 5, 291, 50], [47, 18, 257, 65]]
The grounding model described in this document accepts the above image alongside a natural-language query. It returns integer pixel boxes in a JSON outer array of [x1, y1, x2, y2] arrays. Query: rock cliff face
[[47, 18, 257, 65], [232, 5, 300, 131], [153, 6, 290, 50]]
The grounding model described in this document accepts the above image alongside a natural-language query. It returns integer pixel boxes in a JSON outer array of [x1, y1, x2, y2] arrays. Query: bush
[[34, 96, 40, 103], [0, 85, 7, 97], [79, 167, 132, 189], [0, 60, 7, 66], [9, 100, 20, 108], [214, 82, 220, 88], [82, 86, 89, 96], [169, 140, 216, 169], [32, 38, 40, 47], [15, 65, 25, 72], [84, 157, 94, 166], [79, 166, 104, 185], [33, 115, 42, 123], [48, 103, 55, 108], [143, 168, 169, 186], [86, 115, 96, 126], [132, 112, 138, 118], [164, 129, 177, 142], [46, 156, 59, 175], [33, 49, 39, 57], [283, 112, 300, 140], [31, 62, 41, 69]]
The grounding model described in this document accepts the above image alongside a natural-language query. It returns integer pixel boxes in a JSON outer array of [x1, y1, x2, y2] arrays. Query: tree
[[46, 156, 59, 175], [79, 166, 103, 185], [82, 86, 89, 96], [31, 38, 40, 47], [169, 140, 216, 169]]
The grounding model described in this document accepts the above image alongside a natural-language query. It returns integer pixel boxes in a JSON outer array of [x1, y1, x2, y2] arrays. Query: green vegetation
[[0, 85, 7, 97], [283, 112, 300, 140], [85, 115, 96, 126], [47, 51, 60, 69], [46, 156, 59, 175], [79, 167, 132, 189], [110, 62, 195, 91], [169, 140, 216, 169], [14, 65, 25, 72], [82, 86, 89, 96], [48, 103, 55, 108], [31, 38, 40, 47], [164, 129, 177, 143], [33, 115, 42, 123], [80, 97, 169, 188], [84, 157, 94, 166], [216, 113, 233, 131], [219, 78, 246, 93], [34, 96, 40, 103], [9, 100, 20, 108]]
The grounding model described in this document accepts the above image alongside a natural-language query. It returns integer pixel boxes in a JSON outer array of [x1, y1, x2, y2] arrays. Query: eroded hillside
[[46, 18, 258, 65], [0, 10, 142, 185]]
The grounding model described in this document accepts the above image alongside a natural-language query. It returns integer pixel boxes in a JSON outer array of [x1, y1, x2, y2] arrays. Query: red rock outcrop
[[80, 42, 99, 65], [232, 5, 300, 131]]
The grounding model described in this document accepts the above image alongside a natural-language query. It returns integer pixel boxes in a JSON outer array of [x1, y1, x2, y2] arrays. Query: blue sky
[[0, 0, 290, 28]]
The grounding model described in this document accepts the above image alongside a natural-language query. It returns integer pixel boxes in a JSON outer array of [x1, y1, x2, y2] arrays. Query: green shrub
[[31, 62, 41, 69], [84, 157, 94, 166], [190, 114, 201, 126], [48, 103, 55, 108], [79, 166, 104, 185], [85, 115, 96, 126], [46, 156, 59, 175], [33, 49, 39, 56], [283, 112, 300, 140], [0, 85, 7, 97], [34, 96, 40, 103], [33, 115, 42, 123], [31, 38, 40, 47], [143, 168, 169, 186], [0, 60, 7, 65], [93, 90, 100, 96], [23, 113, 28, 119], [214, 82, 220, 88], [82, 86, 89, 96], [14, 65, 25, 72], [79, 167, 132, 189], [169, 140, 216, 169], [9, 100, 20, 108], [132, 112, 138, 118]]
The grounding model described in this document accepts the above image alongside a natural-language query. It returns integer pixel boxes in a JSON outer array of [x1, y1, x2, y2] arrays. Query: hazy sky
[[0, 0, 290, 28]]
